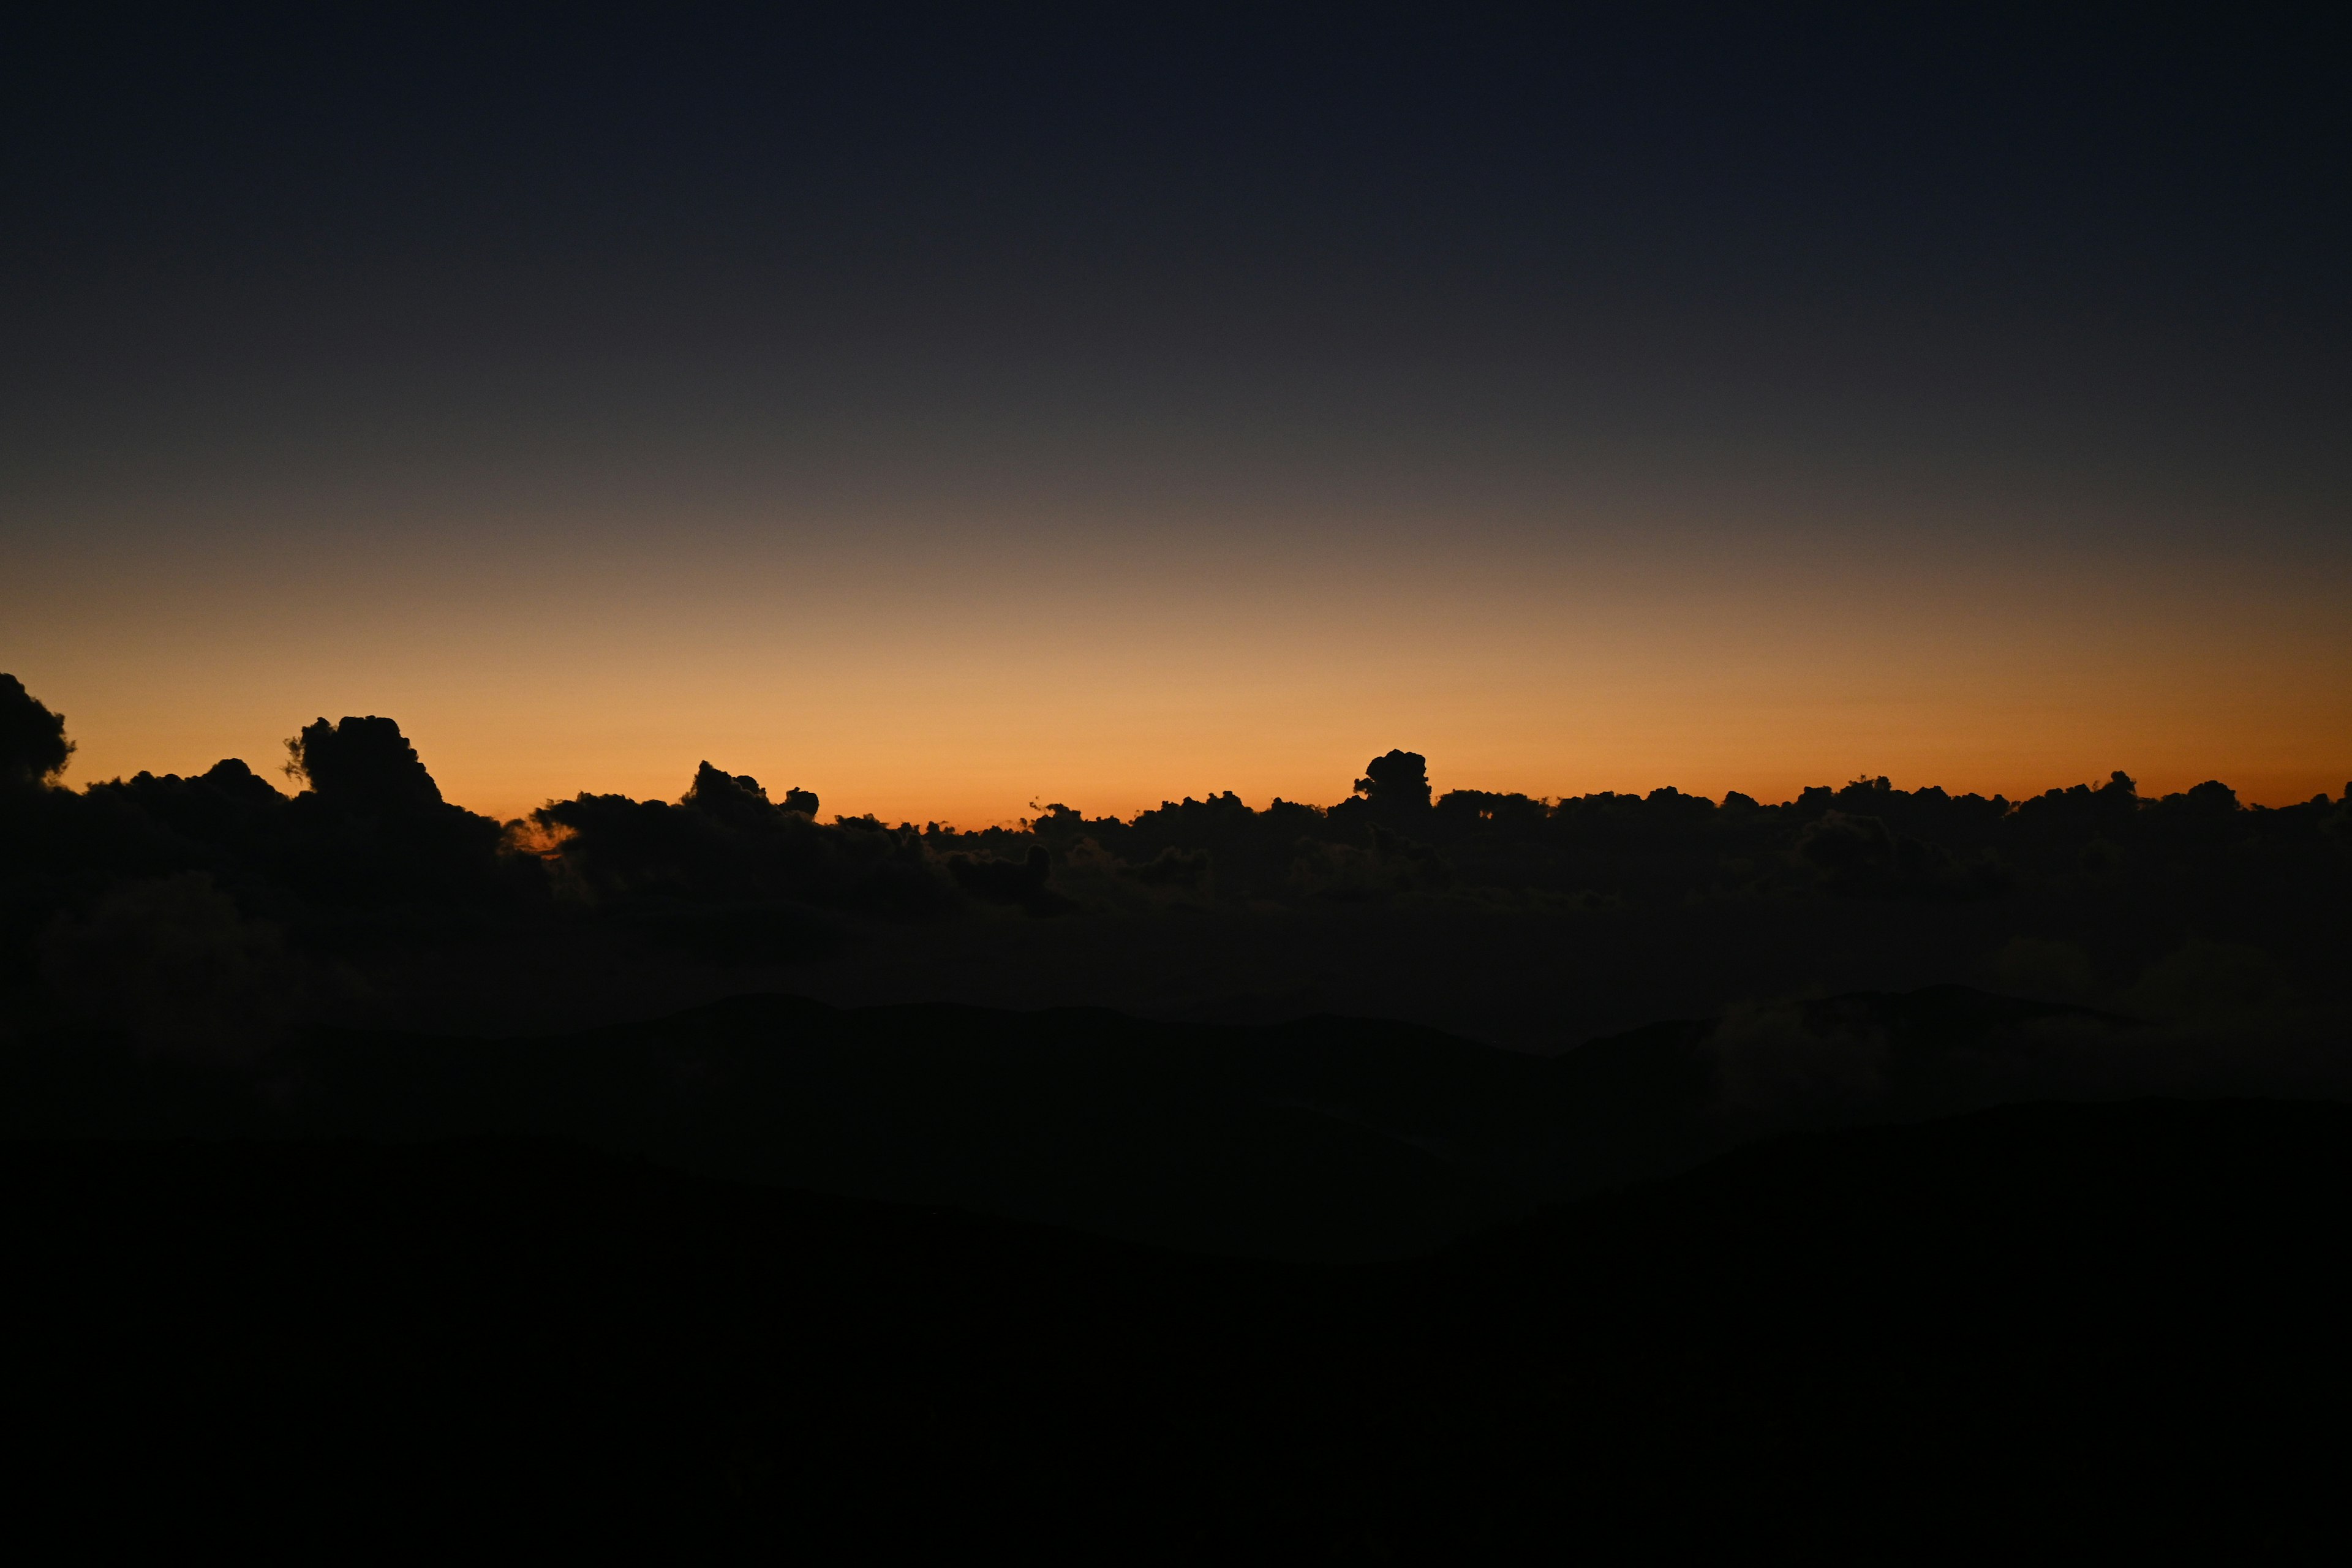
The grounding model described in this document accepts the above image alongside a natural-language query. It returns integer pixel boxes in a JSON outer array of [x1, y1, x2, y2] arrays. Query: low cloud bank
[[2, 677, 2346, 1075]]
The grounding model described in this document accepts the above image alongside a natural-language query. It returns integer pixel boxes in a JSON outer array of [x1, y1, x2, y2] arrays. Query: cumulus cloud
[[1352, 750, 1432, 812], [0, 674, 72, 788], [286, 715, 445, 815]]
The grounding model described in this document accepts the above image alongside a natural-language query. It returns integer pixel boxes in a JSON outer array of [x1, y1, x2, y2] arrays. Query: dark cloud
[[538, 764, 949, 924], [1289, 824, 1453, 902], [945, 846, 1078, 918], [286, 716, 444, 815], [1794, 808, 2004, 900], [1120, 846, 1210, 892], [39, 872, 307, 1058], [1352, 750, 1431, 813], [0, 674, 72, 789], [2, 686, 2348, 1087], [682, 762, 784, 831], [273, 717, 507, 910]]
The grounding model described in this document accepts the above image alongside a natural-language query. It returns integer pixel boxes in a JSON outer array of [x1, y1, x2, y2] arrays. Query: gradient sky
[[6, 10, 2347, 823]]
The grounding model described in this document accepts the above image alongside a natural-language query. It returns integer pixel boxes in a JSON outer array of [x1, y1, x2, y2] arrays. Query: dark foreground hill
[[8, 983, 2305, 1261], [7, 1098, 2350, 1555]]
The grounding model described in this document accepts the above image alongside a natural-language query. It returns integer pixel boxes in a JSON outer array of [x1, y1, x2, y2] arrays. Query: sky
[[6, 9, 2347, 824]]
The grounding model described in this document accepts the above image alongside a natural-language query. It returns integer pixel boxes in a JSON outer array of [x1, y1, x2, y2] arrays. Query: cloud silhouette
[[3, 695, 2348, 1071], [0, 674, 72, 788], [1352, 749, 1431, 812], [39, 872, 306, 1058], [287, 716, 446, 815], [946, 846, 1077, 917], [537, 763, 950, 921], [1121, 846, 1211, 891]]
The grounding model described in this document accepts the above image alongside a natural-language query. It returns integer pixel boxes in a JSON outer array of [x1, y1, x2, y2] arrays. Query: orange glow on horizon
[[10, 483, 2348, 827]]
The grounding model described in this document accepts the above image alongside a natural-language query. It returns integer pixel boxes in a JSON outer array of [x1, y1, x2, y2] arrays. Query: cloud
[[0, 674, 73, 788], [945, 846, 1077, 918], [1353, 750, 1432, 812], [286, 715, 447, 815], [538, 763, 951, 920], [3, 710, 2348, 1074], [1121, 846, 1211, 891], [39, 872, 307, 1058], [1288, 824, 1452, 901]]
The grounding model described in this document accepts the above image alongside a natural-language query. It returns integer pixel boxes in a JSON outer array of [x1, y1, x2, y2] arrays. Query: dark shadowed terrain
[[10, 982, 2341, 1264], [9, 1099, 2349, 1555]]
